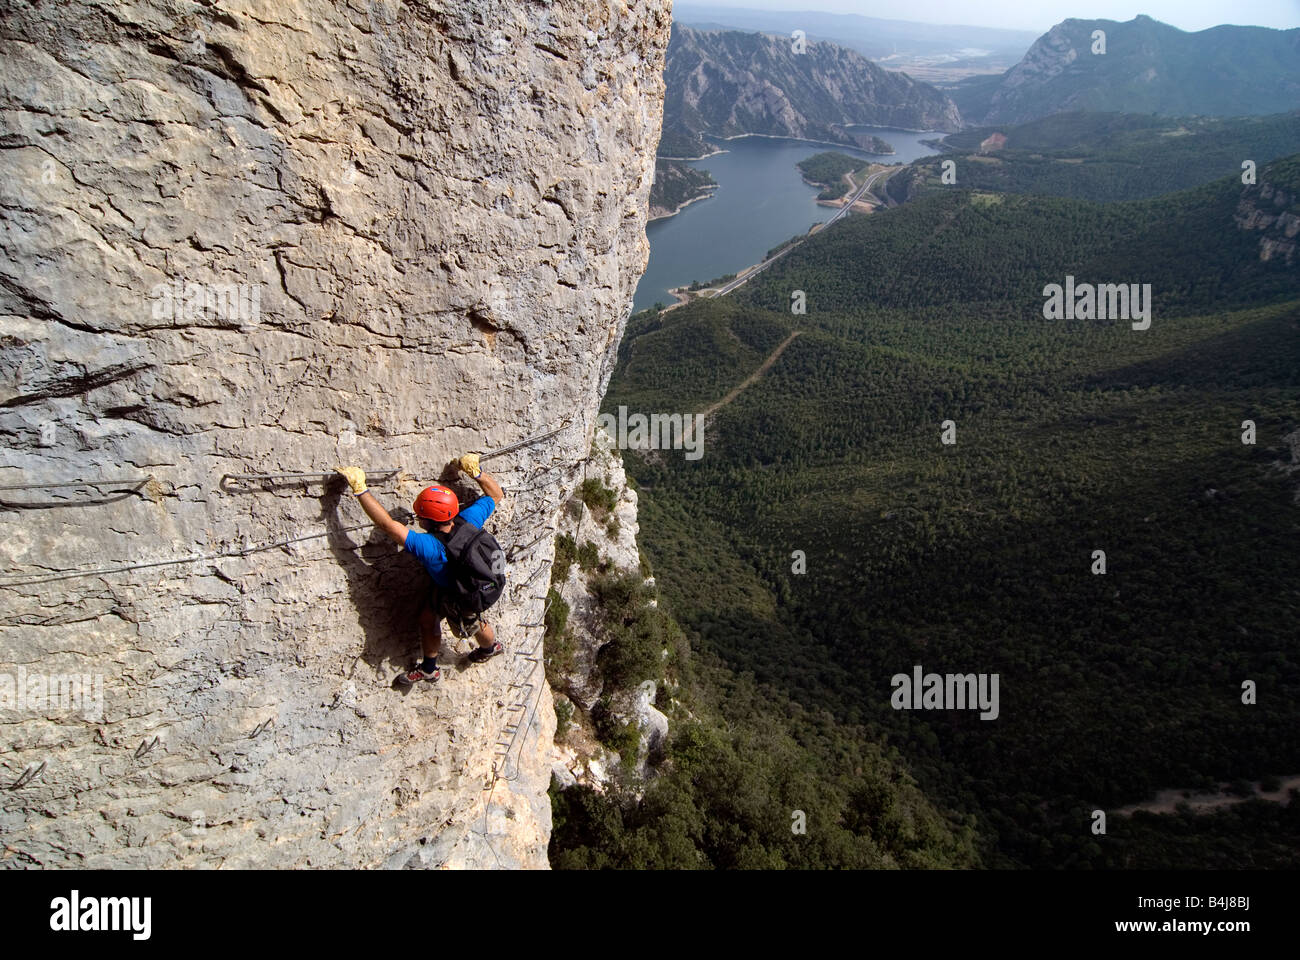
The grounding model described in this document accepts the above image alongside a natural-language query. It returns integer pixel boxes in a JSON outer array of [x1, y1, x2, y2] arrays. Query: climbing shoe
[[396, 663, 440, 685], [466, 641, 504, 664]]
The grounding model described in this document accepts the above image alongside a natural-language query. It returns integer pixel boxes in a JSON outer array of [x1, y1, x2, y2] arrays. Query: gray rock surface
[[0, 0, 670, 869], [1236, 179, 1300, 267], [631, 679, 668, 756], [553, 426, 643, 711], [549, 428, 665, 780], [664, 24, 962, 142]]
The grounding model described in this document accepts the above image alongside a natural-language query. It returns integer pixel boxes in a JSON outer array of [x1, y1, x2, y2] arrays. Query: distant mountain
[[953, 16, 1300, 126], [674, 3, 1037, 78], [661, 25, 961, 157]]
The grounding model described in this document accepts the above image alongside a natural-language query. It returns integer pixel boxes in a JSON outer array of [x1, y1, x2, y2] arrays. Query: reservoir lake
[[633, 127, 944, 313]]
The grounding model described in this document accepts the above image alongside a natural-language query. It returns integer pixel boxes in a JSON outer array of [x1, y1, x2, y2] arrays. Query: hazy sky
[[682, 0, 1300, 32]]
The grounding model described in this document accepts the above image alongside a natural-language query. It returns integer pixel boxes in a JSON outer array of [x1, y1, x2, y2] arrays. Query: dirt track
[[700, 329, 802, 419]]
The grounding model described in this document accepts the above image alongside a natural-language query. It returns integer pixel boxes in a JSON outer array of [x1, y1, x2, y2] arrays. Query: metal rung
[[9, 760, 47, 790], [479, 420, 571, 461], [221, 468, 401, 485], [507, 527, 555, 561], [523, 561, 552, 587]]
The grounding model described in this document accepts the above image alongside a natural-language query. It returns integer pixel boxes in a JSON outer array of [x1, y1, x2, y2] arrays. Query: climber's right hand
[[459, 453, 482, 479], [335, 466, 367, 497]]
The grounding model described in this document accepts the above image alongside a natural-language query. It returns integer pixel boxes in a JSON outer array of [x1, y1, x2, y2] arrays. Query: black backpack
[[433, 516, 507, 614]]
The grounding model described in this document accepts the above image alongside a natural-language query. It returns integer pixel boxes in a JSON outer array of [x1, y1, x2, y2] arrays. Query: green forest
[[797, 151, 866, 201], [892, 111, 1300, 204], [651, 158, 718, 214], [551, 140, 1300, 869], [657, 124, 712, 159]]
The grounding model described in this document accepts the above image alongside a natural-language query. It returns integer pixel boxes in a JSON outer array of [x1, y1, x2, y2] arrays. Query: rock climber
[[335, 455, 506, 685]]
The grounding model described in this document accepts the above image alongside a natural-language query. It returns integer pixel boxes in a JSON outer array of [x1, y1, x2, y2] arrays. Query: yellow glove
[[335, 466, 367, 496], [459, 453, 482, 478]]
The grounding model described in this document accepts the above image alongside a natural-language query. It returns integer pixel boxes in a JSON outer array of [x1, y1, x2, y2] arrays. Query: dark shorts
[[431, 587, 484, 638]]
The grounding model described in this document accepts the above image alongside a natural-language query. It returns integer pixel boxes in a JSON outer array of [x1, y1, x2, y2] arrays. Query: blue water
[[633, 127, 943, 313]]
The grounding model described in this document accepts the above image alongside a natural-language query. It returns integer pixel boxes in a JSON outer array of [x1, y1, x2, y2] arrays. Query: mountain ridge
[[661, 24, 961, 157], [953, 15, 1300, 125]]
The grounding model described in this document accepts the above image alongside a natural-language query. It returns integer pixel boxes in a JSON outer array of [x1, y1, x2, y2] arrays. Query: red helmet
[[414, 485, 459, 522]]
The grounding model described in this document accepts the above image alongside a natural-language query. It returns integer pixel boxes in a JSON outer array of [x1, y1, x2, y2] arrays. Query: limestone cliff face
[[0, 0, 670, 868], [549, 428, 668, 789]]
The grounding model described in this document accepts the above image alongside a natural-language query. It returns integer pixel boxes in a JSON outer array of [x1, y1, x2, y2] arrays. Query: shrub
[[609, 721, 641, 769], [577, 540, 602, 571], [588, 570, 647, 623], [545, 631, 577, 689], [590, 571, 667, 689], [594, 700, 642, 769], [579, 477, 617, 517], [544, 588, 576, 688], [554, 696, 574, 740], [552, 533, 576, 584], [1227, 779, 1255, 798], [654, 683, 672, 711], [545, 587, 570, 639]]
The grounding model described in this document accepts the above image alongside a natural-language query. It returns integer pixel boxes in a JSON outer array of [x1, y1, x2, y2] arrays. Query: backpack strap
[[444, 520, 484, 555], [431, 514, 466, 545], [432, 514, 487, 557]]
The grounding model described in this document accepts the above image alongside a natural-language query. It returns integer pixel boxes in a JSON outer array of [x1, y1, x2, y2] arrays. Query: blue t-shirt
[[404, 495, 495, 588]]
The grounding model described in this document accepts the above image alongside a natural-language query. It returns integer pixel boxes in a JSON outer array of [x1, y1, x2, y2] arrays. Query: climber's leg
[[396, 592, 442, 686], [466, 620, 503, 663], [419, 599, 442, 660]]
